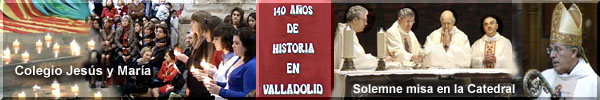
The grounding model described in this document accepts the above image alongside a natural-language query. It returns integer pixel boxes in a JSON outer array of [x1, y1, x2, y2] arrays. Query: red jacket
[[101, 7, 118, 18], [158, 61, 178, 82]]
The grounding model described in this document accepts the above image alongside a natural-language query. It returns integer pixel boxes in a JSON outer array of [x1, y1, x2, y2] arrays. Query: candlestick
[[376, 28, 387, 71], [341, 26, 356, 71], [53, 43, 60, 58], [13, 39, 20, 54], [36, 40, 43, 54], [88, 39, 95, 50], [45, 34, 52, 48], [22, 51, 29, 62]]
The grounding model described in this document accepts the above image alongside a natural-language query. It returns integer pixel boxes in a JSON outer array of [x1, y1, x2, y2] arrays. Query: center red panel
[[257, 0, 332, 97]]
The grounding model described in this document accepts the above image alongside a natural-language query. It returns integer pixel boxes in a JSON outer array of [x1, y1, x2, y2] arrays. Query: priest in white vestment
[[386, 8, 423, 64], [333, 5, 379, 70], [471, 16, 518, 76], [537, 2, 598, 99], [423, 10, 471, 68]]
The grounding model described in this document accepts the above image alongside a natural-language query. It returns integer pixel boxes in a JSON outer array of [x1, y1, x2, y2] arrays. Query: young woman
[[205, 28, 256, 97]]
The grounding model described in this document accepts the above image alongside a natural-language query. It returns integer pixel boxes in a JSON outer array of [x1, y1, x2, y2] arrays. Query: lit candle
[[18, 91, 26, 99], [13, 39, 20, 54], [71, 85, 79, 97], [32, 84, 40, 98], [377, 28, 386, 58], [51, 80, 60, 89], [3, 47, 10, 64], [36, 40, 43, 54], [202, 76, 212, 84], [343, 26, 354, 58], [70, 40, 80, 56], [53, 43, 60, 58], [94, 91, 102, 99], [22, 51, 29, 62], [32, 84, 41, 91], [45, 34, 52, 48], [200, 59, 209, 68], [88, 39, 95, 50]]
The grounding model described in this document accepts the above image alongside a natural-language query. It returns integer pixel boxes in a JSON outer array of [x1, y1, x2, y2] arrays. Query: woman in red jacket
[[101, 0, 118, 18], [149, 49, 180, 97]]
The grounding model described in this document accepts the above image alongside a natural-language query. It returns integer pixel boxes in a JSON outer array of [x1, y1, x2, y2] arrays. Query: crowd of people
[[85, 0, 257, 99]]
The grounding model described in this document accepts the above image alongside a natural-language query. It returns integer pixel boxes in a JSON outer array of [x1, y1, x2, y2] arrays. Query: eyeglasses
[[546, 47, 561, 55]]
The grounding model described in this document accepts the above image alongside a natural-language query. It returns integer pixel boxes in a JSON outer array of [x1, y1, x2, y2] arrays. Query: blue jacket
[[219, 57, 256, 97]]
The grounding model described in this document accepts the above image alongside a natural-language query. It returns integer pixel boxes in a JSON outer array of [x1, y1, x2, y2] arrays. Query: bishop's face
[[548, 43, 578, 74]]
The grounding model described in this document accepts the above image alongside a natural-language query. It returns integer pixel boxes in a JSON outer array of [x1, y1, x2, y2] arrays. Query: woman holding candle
[[204, 28, 256, 98], [202, 23, 240, 88], [174, 11, 215, 97]]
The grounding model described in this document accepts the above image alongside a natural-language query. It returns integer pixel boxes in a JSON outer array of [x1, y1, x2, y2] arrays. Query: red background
[[257, 0, 332, 97]]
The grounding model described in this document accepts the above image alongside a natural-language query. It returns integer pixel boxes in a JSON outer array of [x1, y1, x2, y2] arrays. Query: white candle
[[45, 34, 52, 48], [70, 40, 80, 56], [377, 28, 386, 58], [343, 26, 354, 58], [88, 39, 95, 50], [13, 39, 20, 54], [71, 85, 79, 97], [22, 51, 29, 62], [36, 40, 43, 54], [53, 43, 60, 58]]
